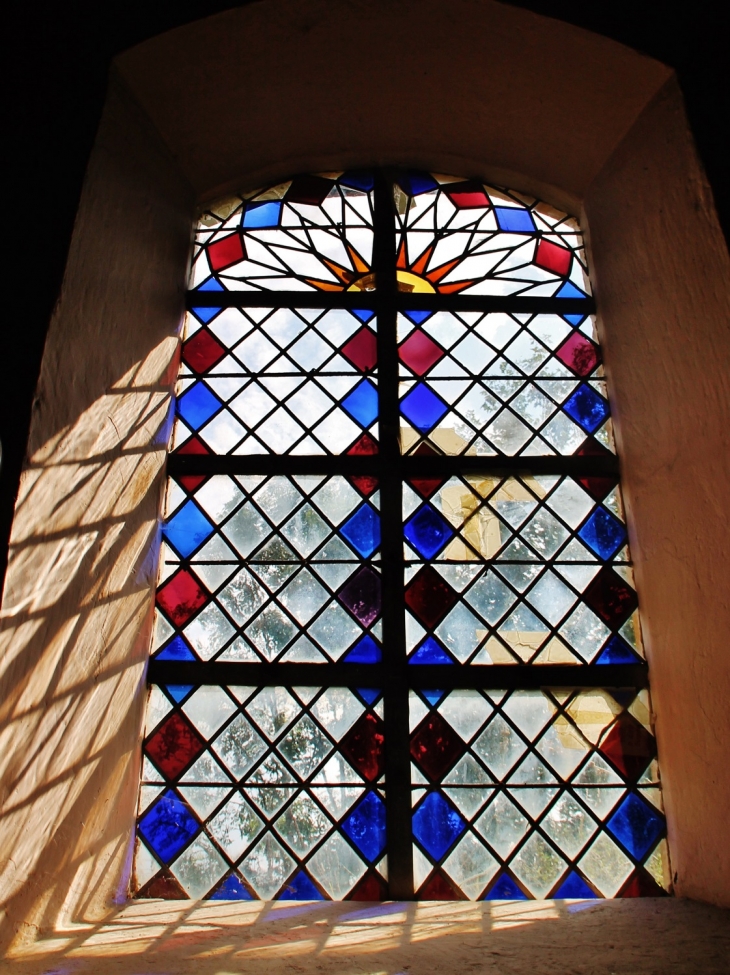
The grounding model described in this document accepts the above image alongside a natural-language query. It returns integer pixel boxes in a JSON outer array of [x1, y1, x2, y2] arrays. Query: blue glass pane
[[484, 873, 527, 900], [412, 793, 465, 860], [210, 873, 253, 900], [341, 171, 375, 192], [562, 385, 609, 433], [607, 794, 664, 860], [139, 790, 198, 863], [400, 384, 448, 433], [553, 872, 597, 899], [191, 306, 222, 324], [343, 792, 387, 863], [556, 281, 588, 299], [340, 505, 381, 558], [196, 277, 225, 292], [242, 201, 282, 228], [344, 635, 382, 663], [596, 635, 641, 665], [494, 207, 536, 233], [563, 314, 586, 326], [165, 684, 194, 703], [342, 380, 378, 427], [410, 638, 454, 665], [400, 171, 439, 196], [156, 636, 197, 661], [280, 871, 324, 900], [355, 688, 381, 705], [578, 508, 626, 560], [352, 308, 376, 323], [421, 689, 447, 706], [177, 383, 221, 430], [405, 310, 433, 325], [163, 500, 214, 558], [404, 505, 454, 559]]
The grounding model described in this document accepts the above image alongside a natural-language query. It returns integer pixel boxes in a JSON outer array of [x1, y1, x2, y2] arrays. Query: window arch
[[134, 170, 669, 902]]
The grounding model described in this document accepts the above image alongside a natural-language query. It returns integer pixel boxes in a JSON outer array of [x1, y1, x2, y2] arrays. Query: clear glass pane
[[135, 685, 387, 900], [409, 687, 667, 899]]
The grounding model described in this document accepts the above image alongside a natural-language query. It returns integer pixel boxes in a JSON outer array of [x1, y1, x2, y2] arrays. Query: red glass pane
[[535, 239, 572, 276], [341, 327, 377, 371], [138, 871, 189, 899], [340, 713, 385, 783], [413, 441, 440, 457], [399, 330, 444, 376], [146, 713, 205, 779], [207, 233, 245, 272], [349, 872, 387, 900], [418, 871, 463, 899], [285, 175, 334, 206], [410, 712, 464, 780], [177, 437, 210, 455], [156, 570, 207, 627], [445, 181, 489, 210], [576, 437, 611, 457], [619, 870, 666, 898], [577, 476, 617, 502], [179, 475, 206, 492], [347, 433, 379, 455], [349, 475, 378, 497], [409, 476, 445, 498], [555, 332, 600, 377], [182, 330, 226, 373], [599, 712, 656, 782], [404, 567, 457, 629], [583, 568, 637, 627]]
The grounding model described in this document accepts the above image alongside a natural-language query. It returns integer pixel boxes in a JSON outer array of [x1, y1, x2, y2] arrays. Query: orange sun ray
[[437, 280, 476, 294], [426, 257, 461, 283], [411, 245, 435, 277], [347, 245, 370, 275], [304, 278, 345, 291]]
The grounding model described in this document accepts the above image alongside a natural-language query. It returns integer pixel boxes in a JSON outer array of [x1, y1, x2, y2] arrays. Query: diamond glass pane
[[403, 473, 642, 666], [191, 172, 374, 293], [156, 475, 382, 664], [398, 311, 612, 456], [409, 688, 667, 899], [135, 685, 387, 900], [174, 307, 378, 456]]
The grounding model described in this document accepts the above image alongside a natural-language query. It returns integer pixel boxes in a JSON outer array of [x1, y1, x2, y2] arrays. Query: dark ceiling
[[3, 0, 727, 589]]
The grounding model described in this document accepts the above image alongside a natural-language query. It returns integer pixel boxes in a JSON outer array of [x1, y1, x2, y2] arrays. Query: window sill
[[5, 898, 726, 974]]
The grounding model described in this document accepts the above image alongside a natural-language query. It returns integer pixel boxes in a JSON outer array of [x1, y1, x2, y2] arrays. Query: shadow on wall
[[0, 338, 178, 946]]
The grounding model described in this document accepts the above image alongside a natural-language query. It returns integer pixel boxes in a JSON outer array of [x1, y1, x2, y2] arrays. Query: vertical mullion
[[374, 171, 413, 899]]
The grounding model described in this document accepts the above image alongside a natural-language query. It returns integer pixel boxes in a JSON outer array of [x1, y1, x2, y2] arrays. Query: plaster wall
[[0, 81, 193, 947], [1, 0, 728, 951], [582, 79, 730, 903]]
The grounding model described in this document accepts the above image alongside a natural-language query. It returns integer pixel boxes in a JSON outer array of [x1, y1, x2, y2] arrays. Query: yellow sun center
[[396, 270, 436, 293]]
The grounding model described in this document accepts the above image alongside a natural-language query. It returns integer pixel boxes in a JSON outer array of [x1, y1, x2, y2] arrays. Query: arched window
[[134, 170, 669, 902]]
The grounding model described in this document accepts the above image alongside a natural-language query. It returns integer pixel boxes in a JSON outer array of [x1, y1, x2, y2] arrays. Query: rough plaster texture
[[0, 81, 194, 948], [5, 898, 730, 974], [1, 0, 729, 959], [583, 79, 730, 904]]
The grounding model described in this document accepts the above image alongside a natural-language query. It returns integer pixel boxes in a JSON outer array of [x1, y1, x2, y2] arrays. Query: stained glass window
[[135, 171, 669, 901]]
